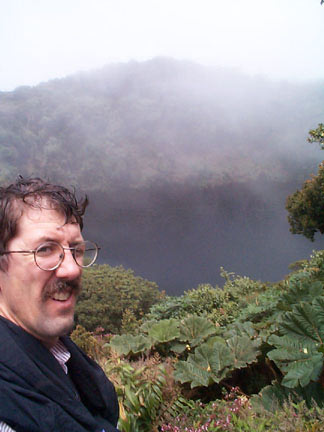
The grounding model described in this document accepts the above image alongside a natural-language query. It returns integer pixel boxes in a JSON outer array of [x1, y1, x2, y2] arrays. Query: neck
[[41, 336, 59, 349]]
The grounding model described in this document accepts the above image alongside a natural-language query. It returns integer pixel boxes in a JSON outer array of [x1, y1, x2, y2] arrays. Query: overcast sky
[[1, 0, 323, 91]]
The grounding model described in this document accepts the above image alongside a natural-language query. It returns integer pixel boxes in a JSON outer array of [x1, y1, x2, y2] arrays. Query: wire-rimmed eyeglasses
[[0, 240, 100, 271]]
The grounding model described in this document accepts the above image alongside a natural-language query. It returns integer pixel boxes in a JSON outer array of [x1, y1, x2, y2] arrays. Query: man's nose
[[54, 249, 82, 280]]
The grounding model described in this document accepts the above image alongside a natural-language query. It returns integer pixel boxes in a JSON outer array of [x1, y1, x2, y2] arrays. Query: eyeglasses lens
[[35, 242, 63, 271], [74, 241, 98, 268], [35, 241, 98, 270]]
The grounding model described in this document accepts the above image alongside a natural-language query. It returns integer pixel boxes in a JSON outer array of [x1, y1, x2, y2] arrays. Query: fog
[[83, 177, 324, 295], [1, 0, 324, 91], [1, 56, 324, 295]]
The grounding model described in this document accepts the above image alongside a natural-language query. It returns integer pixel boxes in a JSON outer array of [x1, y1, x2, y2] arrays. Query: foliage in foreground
[[104, 355, 168, 432], [72, 249, 324, 431], [161, 396, 324, 432]]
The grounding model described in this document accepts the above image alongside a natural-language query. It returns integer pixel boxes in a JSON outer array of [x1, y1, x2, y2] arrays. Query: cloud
[[1, 0, 323, 91]]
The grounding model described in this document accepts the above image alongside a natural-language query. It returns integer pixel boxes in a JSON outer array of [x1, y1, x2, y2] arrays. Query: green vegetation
[[79, 111, 324, 429], [71, 248, 324, 431], [287, 124, 324, 241], [146, 270, 266, 327], [2, 13, 323, 427], [70, 111, 324, 429], [104, 357, 167, 432], [75, 264, 163, 333]]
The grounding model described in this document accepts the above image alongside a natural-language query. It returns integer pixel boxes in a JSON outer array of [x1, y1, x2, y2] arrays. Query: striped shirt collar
[[49, 339, 71, 374]]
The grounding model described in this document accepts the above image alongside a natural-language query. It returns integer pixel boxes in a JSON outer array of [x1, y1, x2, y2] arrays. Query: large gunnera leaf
[[268, 335, 322, 388], [140, 319, 158, 334], [278, 275, 323, 312], [148, 318, 180, 343], [110, 334, 152, 356], [179, 315, 216, 347], [267, 296, 324, 389], [227, 335, 261, 368], [280, 300, 324, 343], [251, 381, 324, 412], [224, 321, 257, 339], [174, 342, 233, 388], [174, 336, 260, 388], [313, 296, 324, 325]]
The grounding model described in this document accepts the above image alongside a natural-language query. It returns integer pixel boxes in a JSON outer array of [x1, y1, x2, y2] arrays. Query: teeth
[[51, 291, 70, 301]]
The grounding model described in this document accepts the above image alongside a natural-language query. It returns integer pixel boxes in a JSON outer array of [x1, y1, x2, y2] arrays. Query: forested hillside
[[1, 57, 323, 292], [0, 57, 323, 189]]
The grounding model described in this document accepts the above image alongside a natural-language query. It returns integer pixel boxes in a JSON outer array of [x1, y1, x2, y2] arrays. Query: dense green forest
[[0, 57, 323, 190]]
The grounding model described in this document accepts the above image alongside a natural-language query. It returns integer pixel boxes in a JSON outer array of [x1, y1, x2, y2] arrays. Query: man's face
[[0, 205, 83, 347]]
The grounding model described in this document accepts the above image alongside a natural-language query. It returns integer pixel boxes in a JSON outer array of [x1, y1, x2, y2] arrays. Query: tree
[[75, 264, 163, 333], [286, 124, 324, 241], [308, 123, 324, 147]]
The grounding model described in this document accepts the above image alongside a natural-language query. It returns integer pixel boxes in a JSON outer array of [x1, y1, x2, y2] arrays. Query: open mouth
[[44, 278, 81, 303], [50, 291, 71, 302]]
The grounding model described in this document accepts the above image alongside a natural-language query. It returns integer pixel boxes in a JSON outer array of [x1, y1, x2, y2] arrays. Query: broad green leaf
[[148, 319, 180, 343], [110, 334, 135, 356], [204, 335, 226, 347], [179, 315, 216, 347], [227, 335, 261, 369], [279, 277, 324, 311], [268, 334, 317, 354], [251, 382, 324, 412], [312, 296, 324, 325], [174, 341, 233, 388], [174, 358, 211, 388], [281, 356, 323, 388], [280, 299, 324, 344], [195, 342, 233, 380], [267, 335, 322, 388], [169, 341, 187, 354], [224, 321, 257, 339], [140, 319, 158, 334], [110, 334, 152, 356], [251, 382, 294, 412]]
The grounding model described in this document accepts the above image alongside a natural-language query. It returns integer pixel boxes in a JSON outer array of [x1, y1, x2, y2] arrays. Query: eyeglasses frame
[[0, 240, 100, 271]]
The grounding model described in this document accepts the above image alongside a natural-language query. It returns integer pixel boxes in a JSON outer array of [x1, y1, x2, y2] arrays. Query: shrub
[[75, 264, 163, 333], [104, 355, 168, 432], [70, 325, 103, 361]]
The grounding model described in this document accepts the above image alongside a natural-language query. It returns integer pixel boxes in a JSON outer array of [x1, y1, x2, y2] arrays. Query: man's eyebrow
[[33, 236, 84, 245], [33, 236, 56, 244], [69, 241, 84, 247]]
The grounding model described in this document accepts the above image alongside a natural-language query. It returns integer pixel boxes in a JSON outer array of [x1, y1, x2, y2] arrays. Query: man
[[0, 177, 119, 432]]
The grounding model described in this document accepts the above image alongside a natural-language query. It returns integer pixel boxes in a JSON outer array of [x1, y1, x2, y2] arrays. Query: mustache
[[43, 277, 81, 300]]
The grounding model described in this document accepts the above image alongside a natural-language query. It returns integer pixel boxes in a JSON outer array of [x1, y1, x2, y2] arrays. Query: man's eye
[[37, 245, 55, 256], [74, 246, 85, 257]]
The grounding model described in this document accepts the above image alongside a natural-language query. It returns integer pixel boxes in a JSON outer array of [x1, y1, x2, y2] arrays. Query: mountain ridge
[[0, 57, 322, 191]]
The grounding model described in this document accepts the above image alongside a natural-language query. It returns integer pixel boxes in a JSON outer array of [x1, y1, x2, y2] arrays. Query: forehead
[[14, 205, 81, 241]]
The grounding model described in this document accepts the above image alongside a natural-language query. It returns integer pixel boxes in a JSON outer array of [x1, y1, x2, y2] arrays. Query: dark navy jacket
[[0, 316, 119, 432]]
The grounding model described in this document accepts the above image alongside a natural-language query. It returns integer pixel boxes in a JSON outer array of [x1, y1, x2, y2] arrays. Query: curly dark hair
[[0, 176, 88, 254]]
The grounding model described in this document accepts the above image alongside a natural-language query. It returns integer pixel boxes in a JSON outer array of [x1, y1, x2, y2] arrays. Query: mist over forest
[[1, 57, 324, 294]]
